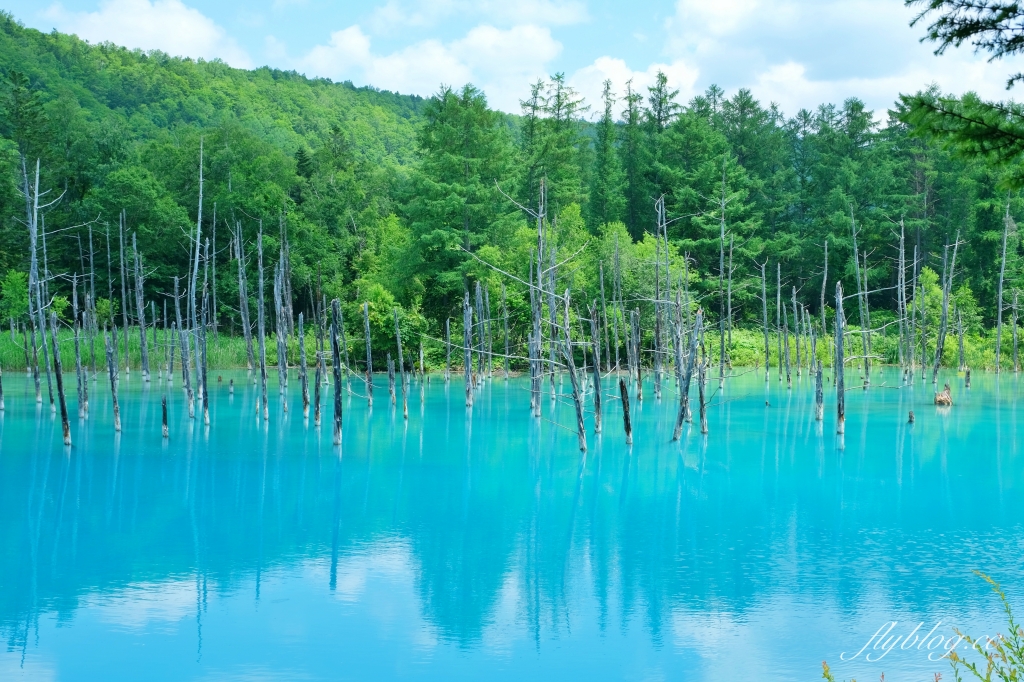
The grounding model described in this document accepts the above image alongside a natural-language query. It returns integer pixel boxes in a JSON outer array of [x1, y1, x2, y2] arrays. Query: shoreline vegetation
[[0, 324, 1019, 374]]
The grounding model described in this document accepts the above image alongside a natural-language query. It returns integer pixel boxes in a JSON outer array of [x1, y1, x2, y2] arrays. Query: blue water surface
[[1, 367, 1022, 681]]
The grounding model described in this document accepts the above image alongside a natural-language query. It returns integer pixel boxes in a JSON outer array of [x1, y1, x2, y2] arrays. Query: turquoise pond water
[[1, 367, 1022, 681]]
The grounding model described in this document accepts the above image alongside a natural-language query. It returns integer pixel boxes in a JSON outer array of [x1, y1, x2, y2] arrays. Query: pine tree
[[408, 84, 517, 319], [588, 80, 625, 229], [620, 81, 652, 241], [519, 74, 589, 214]]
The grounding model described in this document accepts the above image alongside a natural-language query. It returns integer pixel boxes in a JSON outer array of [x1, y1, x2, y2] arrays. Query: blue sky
[[9, 0, 1024, 117]]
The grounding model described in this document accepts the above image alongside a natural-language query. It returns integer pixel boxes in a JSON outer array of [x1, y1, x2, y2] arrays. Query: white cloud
[[300, 25, 374, 77], [44, 0, 251, 67], [658, 0, 1024, 116], [294, 23, 561, 111], [366, 0, 586, 34], [753, 57, 1024, 119], [365, 39, 474, 96], [670, 0, 762, 37], [569, 56, 699, 120], [451, 24, 562, 101]]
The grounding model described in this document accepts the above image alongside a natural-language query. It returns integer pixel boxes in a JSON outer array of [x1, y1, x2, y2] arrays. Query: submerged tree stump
[[934, 383, 952, 406], [618, 377, 632, 446]]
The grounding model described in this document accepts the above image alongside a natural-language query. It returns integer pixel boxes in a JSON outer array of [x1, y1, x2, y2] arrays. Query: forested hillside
[[1, 11, 1021, 367]]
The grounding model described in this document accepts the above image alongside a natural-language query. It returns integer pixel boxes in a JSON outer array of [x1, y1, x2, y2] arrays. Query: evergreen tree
[[519, 74, 590, 214], [588, 80, 625, 229], [645, 71, 680, 134], [407, 84, 517, 319], [620, 81, 652, 240]]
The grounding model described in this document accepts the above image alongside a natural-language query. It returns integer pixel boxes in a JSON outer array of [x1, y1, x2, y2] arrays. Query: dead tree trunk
[[531, 251, 543, 415], [776, 263, 783, 382], [502, 283, 510, 379], [619, 377, 632, 445], [836, 282, 845, 434], [164, 300, 171, 383], [897, 224, 908, 379], [200, 288, 210, 425], [783, 298, 792, 388], [118, 212, 130, 369], [718, 166, 727, 391], [1015, 291, 1020, 373], [631, 310, 643, 401], [862, 251, 872, 379], [445, 317, 451, 383], [236, 226, 255, 370], [485, 284, 493, 378], [463, 292, 473, 407], [189, 141, 204, 369], [363, 302, 373, 406], [654, 198, 664, 400], [104, 329, 121, 432], [313, 314, 323, 427], [613, 241, 622, 373], [132, 233, 150, 381], [475, 282, 485, 387], [547, 241, 560, 398], [299, 312, 309, 418], [394, 307, 408, 419], [850, 209, 869, 387], [150, 301, 157, 370], [815, 359, 824, 421], [933, 234, 960, 384], [257, 228, 268, 421], [673, 309, 703, 441], [820, 240, 828, 345], [174, 278, 194, 418], [997, 207, 1012, 373], [807, 306, 816, 369], [211, 216, 218, 335], [338, 305, 351, 395], [957, 307, 966, 371], [49, 313, 71, 445], [74, 310, 86, 418], [909, 245, 919, 374], [792, 286, 801, 376], [29, 323, 41, 402], [589, 302, 602, 434], [330, 299, 344, 446], [387, 354, 396, 405], [600, 262, 611, 371], [727, 234, 734, 348], [562, 290, 587, 452], [698, 338, 709, 435], [72, 275, 85, 417], [761, 263, 770, 381]]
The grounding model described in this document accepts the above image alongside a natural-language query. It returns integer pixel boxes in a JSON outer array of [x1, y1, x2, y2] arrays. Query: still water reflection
[[1, 369, 1021, 681]]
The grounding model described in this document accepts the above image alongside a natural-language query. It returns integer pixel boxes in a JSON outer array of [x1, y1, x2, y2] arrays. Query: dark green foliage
[[588, 80, 625, 228], [899, 88, 1024, 187], [908, 0, 1024, 87], [405, 84, 517, 320], [2, 9, 1024, 362]]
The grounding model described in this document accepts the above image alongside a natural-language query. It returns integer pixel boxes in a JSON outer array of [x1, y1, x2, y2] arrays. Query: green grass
[[0, 324, 1018, 373]]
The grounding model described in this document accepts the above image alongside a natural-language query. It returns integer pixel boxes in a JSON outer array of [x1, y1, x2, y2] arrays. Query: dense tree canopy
[[2, 11, 1023, 362]]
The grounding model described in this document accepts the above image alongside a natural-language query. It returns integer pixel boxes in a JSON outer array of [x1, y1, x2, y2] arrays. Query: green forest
[[1, 10, 1022, 371]]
